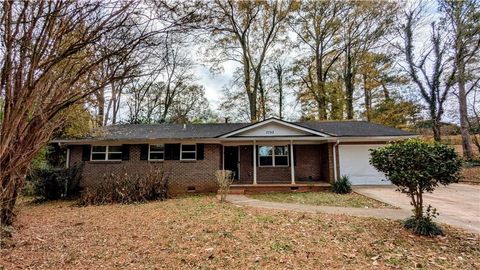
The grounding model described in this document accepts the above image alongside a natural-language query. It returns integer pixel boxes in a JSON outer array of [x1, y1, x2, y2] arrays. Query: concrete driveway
[[354, 184, 480, 234]]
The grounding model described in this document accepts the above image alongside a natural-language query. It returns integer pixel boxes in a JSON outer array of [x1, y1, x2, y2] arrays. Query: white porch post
[[66, 148, 70, 168], [253, 140, 257, 185], [290, 140, 295, 184]]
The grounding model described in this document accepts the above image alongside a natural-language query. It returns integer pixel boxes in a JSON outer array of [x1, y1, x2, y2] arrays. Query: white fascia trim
[[336, 135, 418, 142], [219, 118, 331, 138]]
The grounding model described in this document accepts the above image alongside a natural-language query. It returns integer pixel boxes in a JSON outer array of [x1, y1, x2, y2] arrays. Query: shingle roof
[[56, 120, 415, 142], [295, 121, 415, 137]]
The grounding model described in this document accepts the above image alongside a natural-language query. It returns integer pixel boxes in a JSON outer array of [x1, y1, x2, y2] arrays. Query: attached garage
[[338, 144, 390, 185]]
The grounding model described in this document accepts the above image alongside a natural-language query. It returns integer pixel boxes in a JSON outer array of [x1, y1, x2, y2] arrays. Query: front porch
[[222, 140, 335, 187]]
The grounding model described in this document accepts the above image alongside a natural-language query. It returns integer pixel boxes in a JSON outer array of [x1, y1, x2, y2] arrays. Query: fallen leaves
[[0, 195, 479, 270]]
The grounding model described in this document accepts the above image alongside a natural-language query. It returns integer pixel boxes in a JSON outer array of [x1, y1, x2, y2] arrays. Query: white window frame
[[148, 144, 165, 161], [180, 144, 197, 160], [90, 145, 122, 161], [258, 145, 289, 167]]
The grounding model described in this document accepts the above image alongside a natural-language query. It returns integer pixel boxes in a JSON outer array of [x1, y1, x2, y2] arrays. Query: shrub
[[370, 139, 461, 236], [331, 175, 352, 194], [26, 164, 83, 200], [79, 166, 169, 205], [216, 170, 235, 202], [403, 206, 443, 237]]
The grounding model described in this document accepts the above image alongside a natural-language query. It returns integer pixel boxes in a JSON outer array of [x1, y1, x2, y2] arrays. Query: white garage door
[[338, 144, 390, 185]]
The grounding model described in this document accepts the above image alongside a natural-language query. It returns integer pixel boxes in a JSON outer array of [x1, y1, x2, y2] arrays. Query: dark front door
[[224, 146, 239, 180]]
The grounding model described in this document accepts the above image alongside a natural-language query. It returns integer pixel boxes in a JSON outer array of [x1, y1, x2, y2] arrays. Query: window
[[259, 146, 273, 166], [149, 144, 165, 160], [274, 146, 289, 166], [181, 144, 196, 160], [258, 145, 289, 166], [91, 145, 122, 161]]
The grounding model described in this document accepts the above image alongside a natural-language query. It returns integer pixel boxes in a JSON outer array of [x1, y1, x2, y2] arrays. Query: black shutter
[[81, 145, 91, 161], [165, 144, 181, 160], [197, 144, 204, 160], [172, 144, 181, 160], [140, 144, 149, 160], [164, 144, 172, 160], [121, 145, 130, 160]]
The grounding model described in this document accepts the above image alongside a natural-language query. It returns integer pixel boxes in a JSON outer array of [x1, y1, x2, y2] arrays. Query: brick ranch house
[[54, 118, 415, 194]]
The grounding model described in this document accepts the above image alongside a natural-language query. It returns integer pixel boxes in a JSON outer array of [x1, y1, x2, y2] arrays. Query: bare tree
[[207, 0, 295, 122], [468, 88, 480, 153], [0, 0, 193, 226], [273, 62, 285, 119], [440, 0, 480, 159], [397, 5, 455, 141], [289, 0, 345, 120], [341, 1, 399, 119]]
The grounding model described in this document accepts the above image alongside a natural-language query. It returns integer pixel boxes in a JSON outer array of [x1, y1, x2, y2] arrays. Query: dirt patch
[[1, 195, 479, 269]]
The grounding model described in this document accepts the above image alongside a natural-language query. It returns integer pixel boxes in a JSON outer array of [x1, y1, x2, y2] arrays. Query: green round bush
[[404, 217, 444, 237], [332, 175, 352, 194], [370, 139, 461, 236]]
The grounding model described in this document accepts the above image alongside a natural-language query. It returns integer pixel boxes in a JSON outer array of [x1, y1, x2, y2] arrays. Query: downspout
[[332, 140, 340, 182]]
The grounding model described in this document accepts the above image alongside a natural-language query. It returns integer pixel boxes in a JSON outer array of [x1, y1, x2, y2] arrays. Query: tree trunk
[[458, 85, 474, 159], [381, 84, 390, 100], [363, 74, 371, 121], [242, 48, 257, 123], [96, 90, 105, 127], [0, 176, 20, 226], [432, 117, 442, 142], [259, 74, 266, 121], [248, 91, 257, 123], [344, 48, 354, 120], [456, 46, 474, 159], [315, 50, 327, 120], [275, 64, 283, 120]]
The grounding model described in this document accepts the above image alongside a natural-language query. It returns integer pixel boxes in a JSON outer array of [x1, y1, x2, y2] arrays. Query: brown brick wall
[[238, 145, 253, 182], [295, 144, 322, 181], [69, 144, 222, 194], [69, 142, 334, 190]]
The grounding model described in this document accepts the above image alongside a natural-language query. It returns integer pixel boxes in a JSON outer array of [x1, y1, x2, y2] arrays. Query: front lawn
[[1, 195, 479, 269], [250, 191, 393, 208]]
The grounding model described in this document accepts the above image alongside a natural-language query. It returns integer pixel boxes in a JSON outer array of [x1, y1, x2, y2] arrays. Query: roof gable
[[218, 118, 331, 138]]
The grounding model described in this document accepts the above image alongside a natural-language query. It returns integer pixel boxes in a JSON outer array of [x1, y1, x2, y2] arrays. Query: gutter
[[332, 140, 340, 182]]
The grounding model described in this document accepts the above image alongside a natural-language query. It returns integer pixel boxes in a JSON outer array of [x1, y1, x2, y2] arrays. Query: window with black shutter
[[140, 144, 149, 160]]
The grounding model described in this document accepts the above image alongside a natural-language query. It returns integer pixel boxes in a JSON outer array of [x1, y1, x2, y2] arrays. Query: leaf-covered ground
[[1, 195, 479, 269], [250, 191, 393, 208], [462, 166, 480, 184]]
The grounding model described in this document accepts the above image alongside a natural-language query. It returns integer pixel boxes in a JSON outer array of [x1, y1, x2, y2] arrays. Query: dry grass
[[461, 166, 480, 184], [1, 195, 479, 269], [420, 136, 480, 157], [250, 191, 393, 208]]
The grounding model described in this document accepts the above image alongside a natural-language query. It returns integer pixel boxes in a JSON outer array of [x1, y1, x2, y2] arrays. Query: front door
[[224, 146, 239, 180]]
